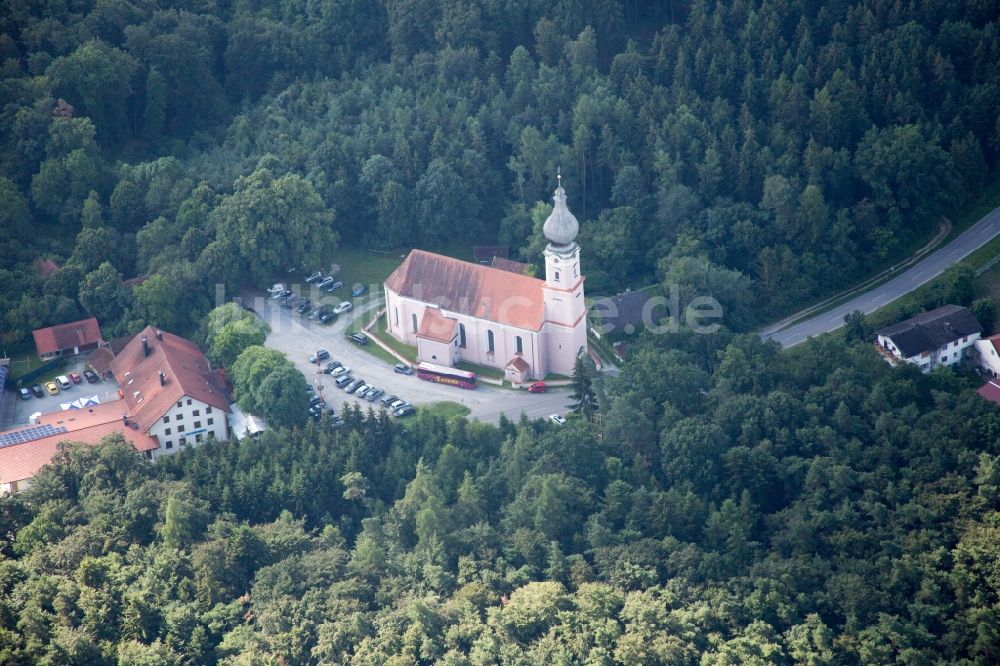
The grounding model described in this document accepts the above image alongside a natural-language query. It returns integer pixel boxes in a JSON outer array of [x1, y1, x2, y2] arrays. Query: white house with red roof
[[110, 327, 231, 458], [0, 326, 230, 493], [974, 333, 1000, 378], [383, 177, 588, 382]]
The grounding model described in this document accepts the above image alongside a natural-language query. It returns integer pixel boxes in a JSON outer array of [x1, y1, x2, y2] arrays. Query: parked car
[[273, 289, 292, 299], [45, 381, 60, 395], [332, 301, 353, 314], [305, 383, 314, 393], [335, 374, 354, 388], [351, 284, 367, 297], [305, 270, 324, 283], [31, 384, 44, 398], [345, 378, 364, 393], [549, 414, 567, 425], [388, 399, 408, 411], [296, 300, 312, 314], [317, 276, 336, 288], [68, 372, 82, 384], [349, 333, 368, 345], [352, 383, 372, 396], [309, 395, 324, 407], [323, 361, 342, 374], [83, 370, 99, 383], [320, 311, 337, 324], [308, 306, 328, 321], [365, 387, 384, 402], [267, 283, 285, 294], [19, 387, 31, 400], [331, 366, 350, 377], [309, 349, 330, 363], [528, 382, 546, 393], [322, 280, 343, 292], [394, 363, 413, 375], [280, 295, 299, 308], [380, 393, 398, 407], [393, 405, 416, 417], [55, 375, 72, 390]]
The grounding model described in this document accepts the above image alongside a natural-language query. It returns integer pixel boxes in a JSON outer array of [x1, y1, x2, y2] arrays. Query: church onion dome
[[543, 176, 579, 247]]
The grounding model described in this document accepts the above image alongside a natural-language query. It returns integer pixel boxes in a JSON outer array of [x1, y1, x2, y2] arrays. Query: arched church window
[[459, 323, 467, 348], [487, 330, 495, 353], [554, 270, 560, 282], [411, 313, 418, 333], [515, 336, 523, 354]]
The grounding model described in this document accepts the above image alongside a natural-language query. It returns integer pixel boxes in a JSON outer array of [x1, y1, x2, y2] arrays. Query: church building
[[383, 177, 588, 382]]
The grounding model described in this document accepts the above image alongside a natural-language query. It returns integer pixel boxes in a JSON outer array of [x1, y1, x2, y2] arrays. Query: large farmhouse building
[[383, 178, 588, 382], [0, 326, 231, 493], [110, 326, 231, 458], [874, 304, 982, 372]]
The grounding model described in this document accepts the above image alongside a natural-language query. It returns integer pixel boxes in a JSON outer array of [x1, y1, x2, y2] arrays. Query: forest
[[2, 0, 999, 342], [4, 330, 1000, 663], [3, 0, 1000, 663]]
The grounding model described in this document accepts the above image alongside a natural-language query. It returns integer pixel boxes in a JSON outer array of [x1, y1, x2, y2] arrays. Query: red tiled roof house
[[0, 401, 159, 494], [32, 317, 103, 360], [110, 326, 230, 458]]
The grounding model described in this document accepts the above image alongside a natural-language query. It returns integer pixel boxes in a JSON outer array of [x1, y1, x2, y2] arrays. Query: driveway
[[242, 289, 575, 424], [763, 204, 1000, 347]]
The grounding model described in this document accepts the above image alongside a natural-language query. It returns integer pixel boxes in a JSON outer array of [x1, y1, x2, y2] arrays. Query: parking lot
[[3, 355, 118, 429], [241, 287, 573, 424]]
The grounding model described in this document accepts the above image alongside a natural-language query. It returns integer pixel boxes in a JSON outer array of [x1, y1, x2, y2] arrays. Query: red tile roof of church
[[386, 250, 545, 331], [506, 356, 530, 372], [417, 307, 458, 343]]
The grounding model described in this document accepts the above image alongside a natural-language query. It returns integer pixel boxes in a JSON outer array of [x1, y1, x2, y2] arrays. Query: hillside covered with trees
[[3, 331, 1000, 663], [3, 1, 1000, 663], [2, 0, 999, 340]]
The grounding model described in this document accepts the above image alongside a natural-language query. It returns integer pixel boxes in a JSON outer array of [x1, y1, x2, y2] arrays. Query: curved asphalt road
[[763, 205, 1000, 347]]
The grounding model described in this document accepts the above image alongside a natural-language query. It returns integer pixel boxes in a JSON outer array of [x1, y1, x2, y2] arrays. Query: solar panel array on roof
[[0, 424, 68, 449]]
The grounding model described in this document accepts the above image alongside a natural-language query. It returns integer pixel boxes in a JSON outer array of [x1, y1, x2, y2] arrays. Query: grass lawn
[[455, 360, 505, 381], [329, 246, 404, 292], [2, 339, 50, 384], [360, 313, 419, 362], [420, 401, 471, 420]]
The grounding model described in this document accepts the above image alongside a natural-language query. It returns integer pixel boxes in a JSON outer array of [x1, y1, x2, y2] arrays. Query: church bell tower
[[541, 170, 588, 375]]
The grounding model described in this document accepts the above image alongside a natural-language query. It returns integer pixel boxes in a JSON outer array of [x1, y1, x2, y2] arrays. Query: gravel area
[[242, 289, 573, 423]]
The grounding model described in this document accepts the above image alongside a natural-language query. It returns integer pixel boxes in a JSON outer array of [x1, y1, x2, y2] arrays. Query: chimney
[[141, 336, 149, 356], [155, 330, 163, 341], [122, 412, 128, 425], [159, 371, 166, 387]]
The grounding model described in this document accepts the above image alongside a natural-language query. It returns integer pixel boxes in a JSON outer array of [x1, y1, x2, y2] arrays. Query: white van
[[55, 375, 72, 390]]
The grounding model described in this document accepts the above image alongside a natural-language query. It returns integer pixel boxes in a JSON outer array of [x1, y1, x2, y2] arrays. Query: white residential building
[[874, 304, 982, 372], [975, 333, 1000, 378], [110, 326, 231, 459]]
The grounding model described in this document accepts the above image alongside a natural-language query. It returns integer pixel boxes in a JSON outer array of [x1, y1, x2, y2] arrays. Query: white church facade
[[383, 178, 588, 382]]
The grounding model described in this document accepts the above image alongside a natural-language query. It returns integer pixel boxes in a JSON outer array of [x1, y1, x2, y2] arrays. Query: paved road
[[763, 205, 1000, 347], [243, 289, 575, 424]]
